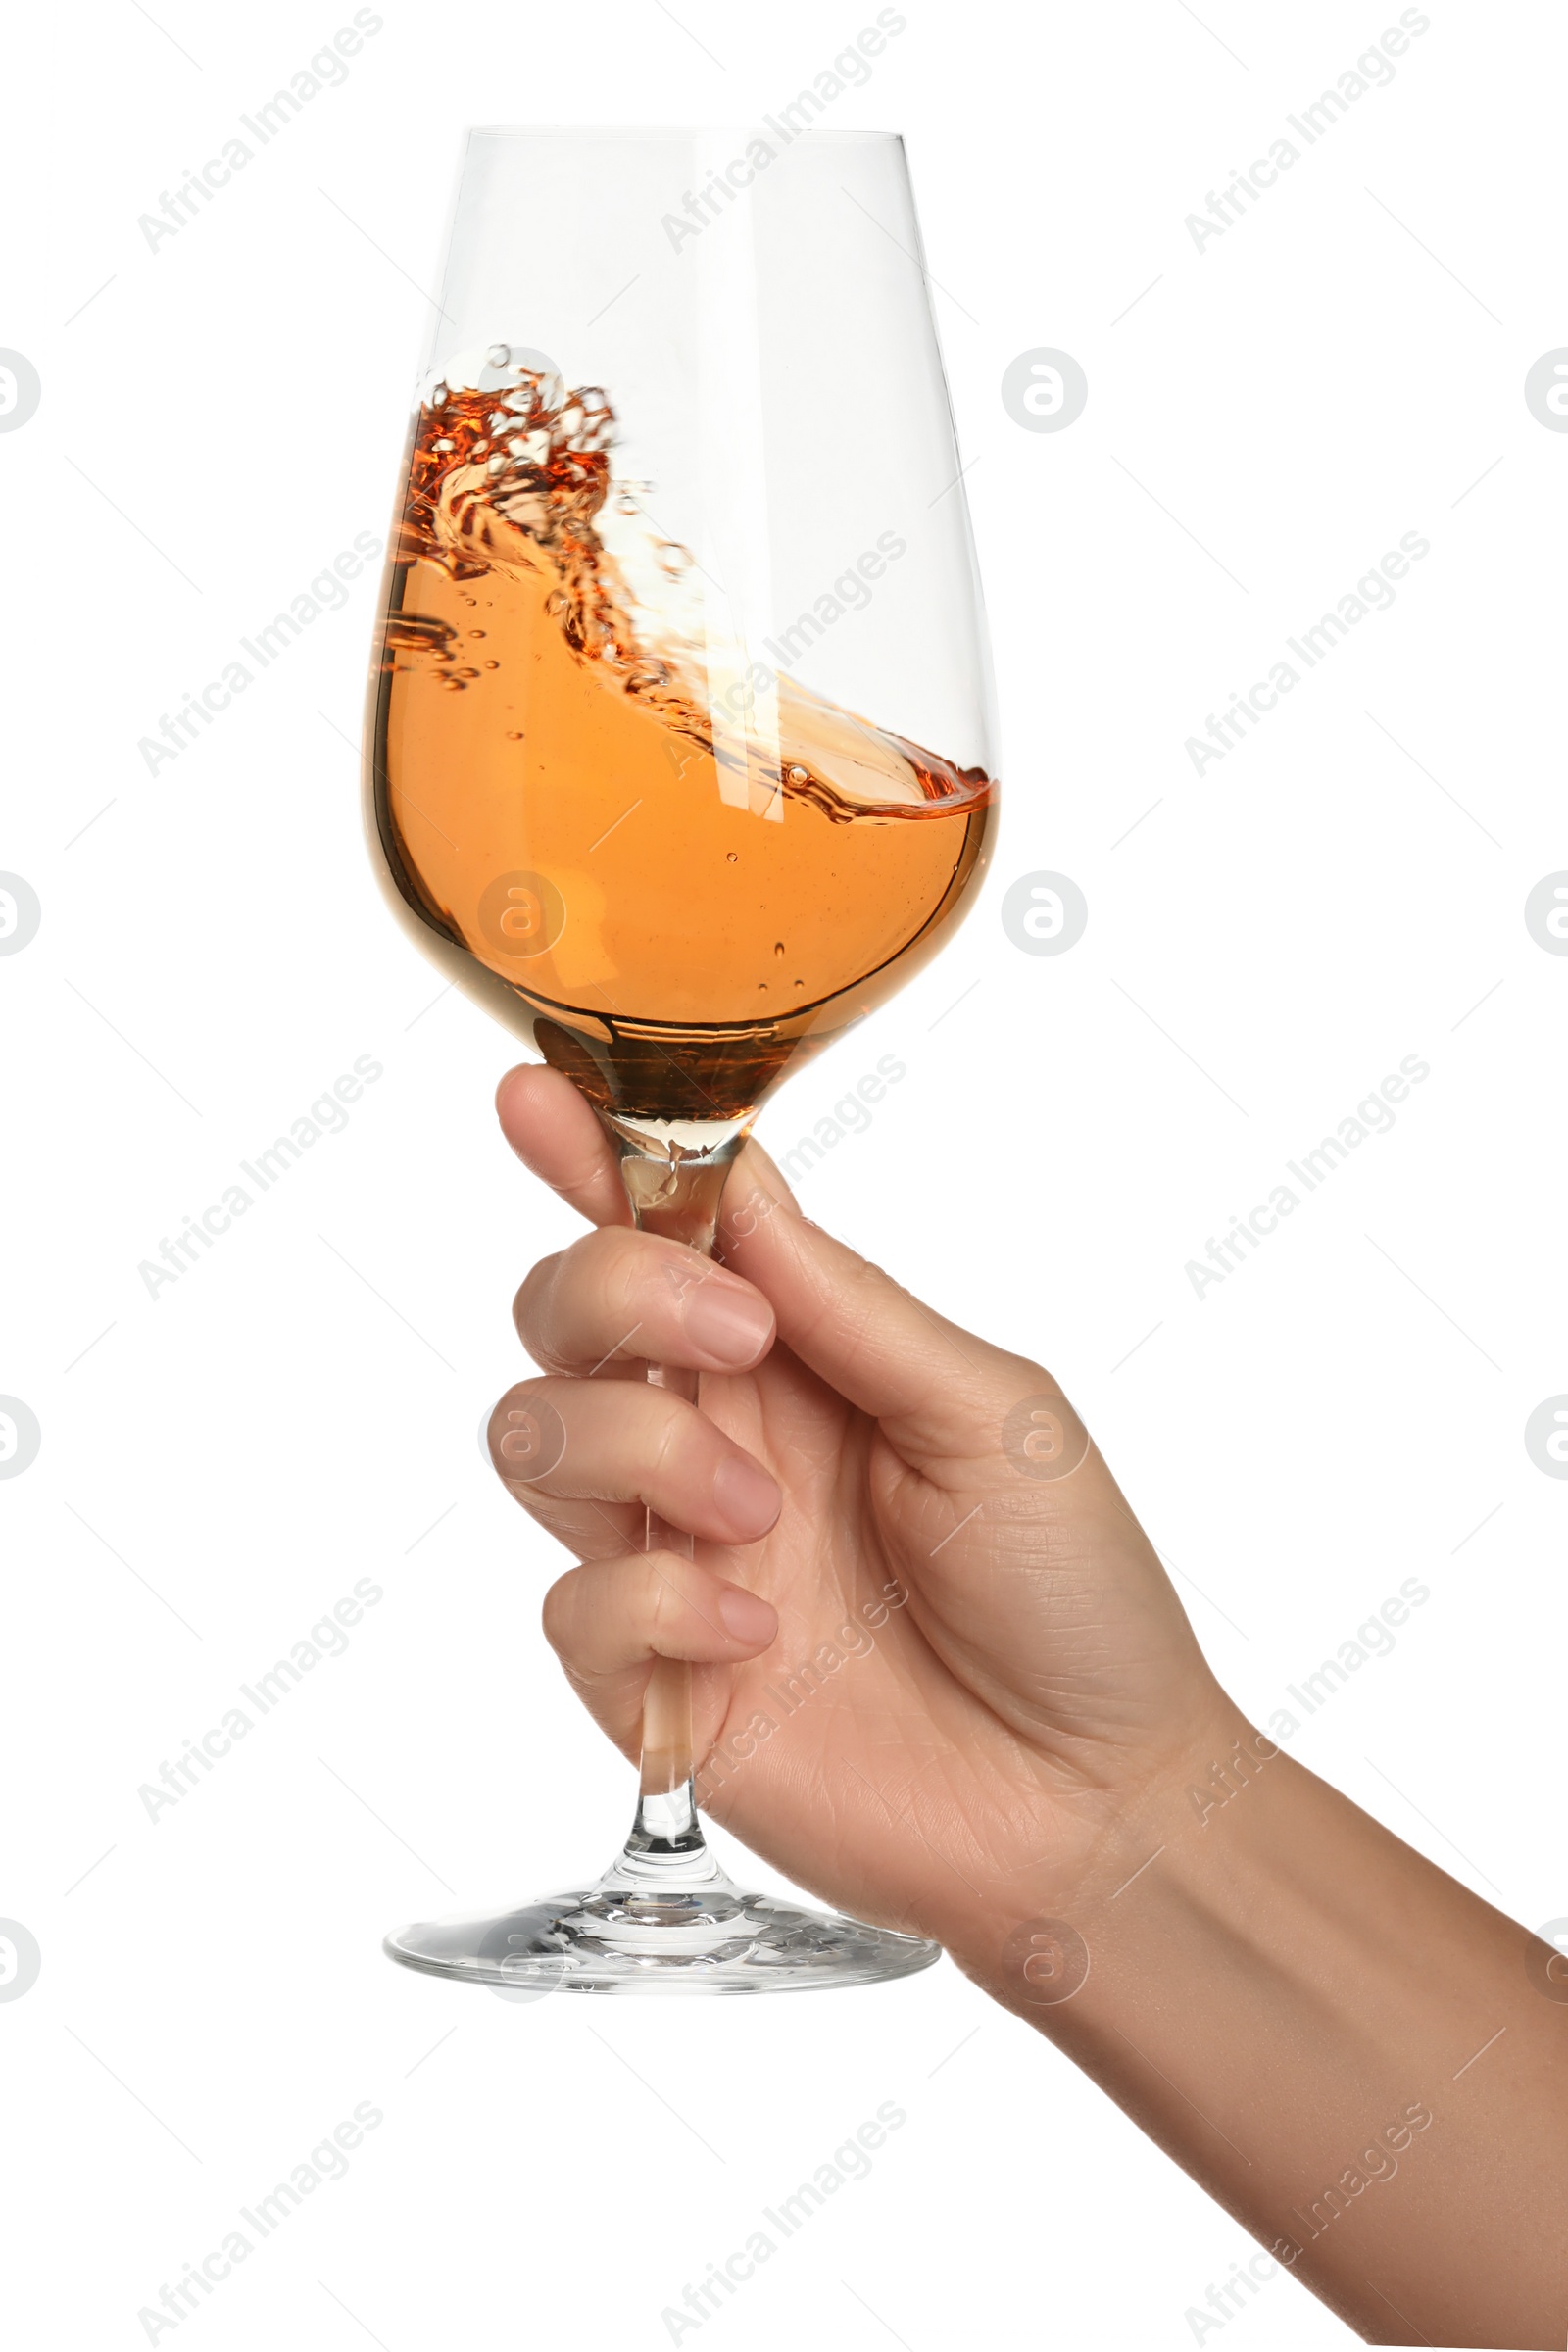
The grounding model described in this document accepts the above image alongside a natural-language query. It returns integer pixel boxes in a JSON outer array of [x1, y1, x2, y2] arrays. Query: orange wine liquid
[[367, 362, 994, 1127]]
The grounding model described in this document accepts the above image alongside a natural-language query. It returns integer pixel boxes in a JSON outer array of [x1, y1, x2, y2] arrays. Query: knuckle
[[540, 1569, 579, 1655], [547, 1228, 662, 1368], [511, 1254, 562, 1350], [487, 1380, 566, 1488], [490, 1373, 549, 1423], [580, 1222, 647, 1288]]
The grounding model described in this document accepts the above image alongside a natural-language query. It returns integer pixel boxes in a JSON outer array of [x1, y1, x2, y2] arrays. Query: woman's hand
[[486, 1067, 1568, 2351], [486, 1063, 1228, 1951]]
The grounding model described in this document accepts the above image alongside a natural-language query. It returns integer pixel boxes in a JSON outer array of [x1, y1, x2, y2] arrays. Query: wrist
[[937, 1687, 1271, 2004]]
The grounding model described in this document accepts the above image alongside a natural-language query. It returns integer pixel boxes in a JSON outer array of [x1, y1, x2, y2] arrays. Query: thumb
[[715, 1143, 1079, 1478]]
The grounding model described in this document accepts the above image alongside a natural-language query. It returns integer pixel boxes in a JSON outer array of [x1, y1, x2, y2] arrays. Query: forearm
[[948, 1703, 1568, 2348]]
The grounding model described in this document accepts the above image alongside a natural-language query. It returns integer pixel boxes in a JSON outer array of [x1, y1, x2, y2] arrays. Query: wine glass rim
[[460, 124, 906, 142]]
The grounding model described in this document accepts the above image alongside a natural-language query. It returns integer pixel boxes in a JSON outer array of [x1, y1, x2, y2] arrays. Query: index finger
[[495, 1063, 632, 1230]]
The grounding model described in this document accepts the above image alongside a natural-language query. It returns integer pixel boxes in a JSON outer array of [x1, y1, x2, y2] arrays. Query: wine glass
[[364, 127, 997, 1992]]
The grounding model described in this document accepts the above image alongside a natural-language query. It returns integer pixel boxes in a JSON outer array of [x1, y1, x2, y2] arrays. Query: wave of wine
[[366, 354, 994, 1127]]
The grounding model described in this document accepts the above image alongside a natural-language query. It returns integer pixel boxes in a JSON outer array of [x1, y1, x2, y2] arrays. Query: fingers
[[486, 1378, 782, 1545], [495, 1069, 1062, 1492], [715, 1142, 1038, 1459], [546, 1549, 777, 1673], [514, 1225, 775, 1377], [541, 1549, 777, 1748], [495, 1062, 630, 1230]]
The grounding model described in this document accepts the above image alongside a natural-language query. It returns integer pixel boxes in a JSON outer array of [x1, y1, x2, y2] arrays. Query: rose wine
[[366, 361, 994, 1128]]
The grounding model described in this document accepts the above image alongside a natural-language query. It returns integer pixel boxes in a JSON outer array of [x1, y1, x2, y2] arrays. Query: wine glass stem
[[640, 1368, 699, 1800], [605, 1124, 745, 1856]]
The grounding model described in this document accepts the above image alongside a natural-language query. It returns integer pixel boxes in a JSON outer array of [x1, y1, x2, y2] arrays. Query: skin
[[488, 1063, 1568, 2350]]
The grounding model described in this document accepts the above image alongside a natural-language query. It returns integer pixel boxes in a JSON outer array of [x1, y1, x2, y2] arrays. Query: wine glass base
[[384, 1884, 941, 1996]]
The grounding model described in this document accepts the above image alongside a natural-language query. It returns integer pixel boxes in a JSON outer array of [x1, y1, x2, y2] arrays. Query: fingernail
[[684, 1275, 773, 1365], [710, 1452, 781, 1535], [716, 1583, 776, 1643]]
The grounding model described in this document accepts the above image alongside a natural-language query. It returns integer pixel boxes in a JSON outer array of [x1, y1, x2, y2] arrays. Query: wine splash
[[367, 353, 994, 1125]]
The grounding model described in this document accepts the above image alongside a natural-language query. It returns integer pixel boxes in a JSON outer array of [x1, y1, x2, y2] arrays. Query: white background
[[4, 3, 1564, 2347]]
